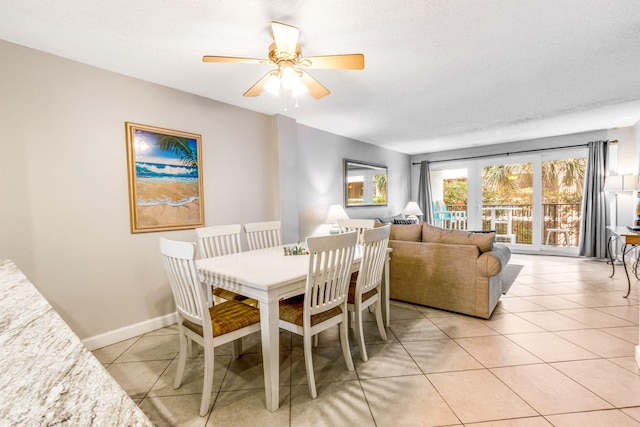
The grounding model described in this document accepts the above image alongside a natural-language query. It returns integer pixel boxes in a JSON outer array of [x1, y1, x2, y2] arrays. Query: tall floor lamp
[[605, 174, 637, 262], [605, 174, 637, 227]]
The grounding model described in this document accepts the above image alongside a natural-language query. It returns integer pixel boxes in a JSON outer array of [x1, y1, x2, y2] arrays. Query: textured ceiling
[[2, 0, 640, 154]]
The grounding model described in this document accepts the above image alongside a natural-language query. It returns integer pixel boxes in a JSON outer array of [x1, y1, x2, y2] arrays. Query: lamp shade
[[403, 201, 423, 216], [325, 204, 349, 224], [605, 174, 637, 192], [605, 175, 623, 192], [623, 174, 637, 191]]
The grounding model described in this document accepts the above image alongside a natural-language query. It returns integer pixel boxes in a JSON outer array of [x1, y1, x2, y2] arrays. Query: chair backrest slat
[[355, 225, 390, 295], [337, 218, 375, 244], [160, 238, 211, 335], [245, 221, 282, 251], [305, 231, 357, 318], [195, 224, 243, 258]]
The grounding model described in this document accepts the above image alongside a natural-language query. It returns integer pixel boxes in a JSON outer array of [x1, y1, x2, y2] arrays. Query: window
[[429, 147, 587, 254]]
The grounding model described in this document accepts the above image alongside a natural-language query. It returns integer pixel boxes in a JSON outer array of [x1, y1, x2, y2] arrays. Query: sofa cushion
[[422, 223, 495, 252], [389, 223, 422, 241]]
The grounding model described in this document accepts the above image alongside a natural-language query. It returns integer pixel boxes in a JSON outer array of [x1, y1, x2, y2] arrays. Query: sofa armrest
[[476, 244, 511, 277]]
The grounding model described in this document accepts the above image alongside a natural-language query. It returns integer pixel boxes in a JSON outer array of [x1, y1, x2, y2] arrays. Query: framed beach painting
[[125, 122, 204, 233]]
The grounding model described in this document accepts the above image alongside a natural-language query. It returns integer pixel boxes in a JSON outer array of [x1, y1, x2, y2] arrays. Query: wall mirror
[[344, 159, 388, 206]]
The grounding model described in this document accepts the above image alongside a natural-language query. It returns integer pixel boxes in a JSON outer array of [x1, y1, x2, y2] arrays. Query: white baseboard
[[82, 312, 178, 351]]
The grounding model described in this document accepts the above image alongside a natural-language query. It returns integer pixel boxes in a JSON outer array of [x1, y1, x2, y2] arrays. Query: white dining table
[[196, 244, 391, 412]]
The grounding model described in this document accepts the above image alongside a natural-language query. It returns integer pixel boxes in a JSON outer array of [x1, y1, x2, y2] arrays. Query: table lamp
[[403, 201, 423, 224], [325, 204, 349, 234]]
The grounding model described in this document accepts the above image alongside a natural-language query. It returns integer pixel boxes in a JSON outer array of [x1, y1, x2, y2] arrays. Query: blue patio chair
[[433, 201, 467, 230]]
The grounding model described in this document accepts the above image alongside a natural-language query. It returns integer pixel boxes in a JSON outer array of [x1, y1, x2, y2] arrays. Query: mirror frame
[[344, 159, 388, 207]]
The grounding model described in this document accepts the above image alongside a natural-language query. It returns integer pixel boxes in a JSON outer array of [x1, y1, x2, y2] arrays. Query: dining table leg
[[260, 299, 280, 412]]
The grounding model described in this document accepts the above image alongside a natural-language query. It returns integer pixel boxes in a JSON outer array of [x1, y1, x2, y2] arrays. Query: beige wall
[[0, 40, 276, 339], [0, 40, 411, 343], [296, 123, 411, 239]]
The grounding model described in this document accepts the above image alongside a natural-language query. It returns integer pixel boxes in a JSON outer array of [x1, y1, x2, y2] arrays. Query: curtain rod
[[411, 140, 618, 165]]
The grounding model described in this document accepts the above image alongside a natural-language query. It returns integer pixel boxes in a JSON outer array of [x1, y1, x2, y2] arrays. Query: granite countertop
[[0, 259, 153, 426]]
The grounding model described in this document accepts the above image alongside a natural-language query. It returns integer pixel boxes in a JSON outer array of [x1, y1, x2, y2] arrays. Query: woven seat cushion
[[347, 271, 377, 304], [279, 295, 343, 327], [212, 287, 248, 302], [241, 298, 259, 308], [183, 300, 261, 337]]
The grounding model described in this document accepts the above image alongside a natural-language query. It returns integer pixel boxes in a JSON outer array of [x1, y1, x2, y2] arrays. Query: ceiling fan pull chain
[[282, 88, 288, 112]]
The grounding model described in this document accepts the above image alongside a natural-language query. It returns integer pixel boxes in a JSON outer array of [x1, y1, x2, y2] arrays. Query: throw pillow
[[378, 213, 405, 224], [393, 219, 414, 225]]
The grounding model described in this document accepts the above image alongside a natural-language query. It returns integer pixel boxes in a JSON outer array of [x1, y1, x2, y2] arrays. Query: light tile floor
[[92, 254, 640, 426]]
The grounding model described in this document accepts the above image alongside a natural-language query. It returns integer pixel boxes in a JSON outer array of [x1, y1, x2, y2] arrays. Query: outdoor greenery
[[440, 158, 586, 246], [443, 178, 467, 206], [481, 158, 585, 205]]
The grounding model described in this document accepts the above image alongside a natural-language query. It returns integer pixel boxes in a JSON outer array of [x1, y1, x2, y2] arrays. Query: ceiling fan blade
[[299, 70, 330, 99], [303, 54, 365, 70], [202, 55, 265, 64], [243, 71, 274, 97], [271, 21, 300, 56]]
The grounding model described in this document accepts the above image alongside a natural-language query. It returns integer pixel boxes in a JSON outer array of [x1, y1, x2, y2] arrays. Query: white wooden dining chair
[[159, 238, 261, 416], [195, 224, 249, 305], [196, 224, 243, 257], [244, 220, 282, 251], [337, 218, 375, 243], [347, 225, 389, 361], [278, 231, 357, 399]]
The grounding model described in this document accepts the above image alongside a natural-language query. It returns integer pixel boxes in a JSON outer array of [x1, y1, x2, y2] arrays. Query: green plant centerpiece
[[284, 242, 308, 256]]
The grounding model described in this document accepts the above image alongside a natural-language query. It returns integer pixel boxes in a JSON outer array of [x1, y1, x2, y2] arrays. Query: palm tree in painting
[[158, 135, 198, 168]]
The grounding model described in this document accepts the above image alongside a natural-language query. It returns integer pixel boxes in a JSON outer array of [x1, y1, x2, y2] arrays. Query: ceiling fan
[[202, 21, 364, 100]]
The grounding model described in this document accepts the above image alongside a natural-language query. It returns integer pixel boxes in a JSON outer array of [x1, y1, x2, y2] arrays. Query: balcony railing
[[446, 203, 581, 246]]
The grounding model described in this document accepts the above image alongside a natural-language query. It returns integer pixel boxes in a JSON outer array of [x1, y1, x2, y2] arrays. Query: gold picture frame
[[125, 122, 204, 233]]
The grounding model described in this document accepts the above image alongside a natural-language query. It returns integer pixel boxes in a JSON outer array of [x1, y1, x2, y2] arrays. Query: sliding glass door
[[541, 155, 585, 248], [429, 147, 587, 254], [481, 160, 533, 246]]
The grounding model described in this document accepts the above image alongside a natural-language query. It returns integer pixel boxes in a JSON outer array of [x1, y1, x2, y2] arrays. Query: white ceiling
[[2, 0, 640, 155]]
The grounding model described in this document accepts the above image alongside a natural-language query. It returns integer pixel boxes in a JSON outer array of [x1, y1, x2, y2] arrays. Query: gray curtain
[[417, 161, 434, 224], [579, 140, 609, 258]]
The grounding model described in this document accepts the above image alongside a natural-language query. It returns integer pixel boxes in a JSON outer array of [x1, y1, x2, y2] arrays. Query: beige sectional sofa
[[388, 222, 511, 319]]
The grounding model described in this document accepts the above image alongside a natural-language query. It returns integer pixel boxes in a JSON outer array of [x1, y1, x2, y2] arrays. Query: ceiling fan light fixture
[[280, 63, 298, 89], [202, 21, 364, 100], [263, 74, 281, 96], [291, 75, 308, 97]]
